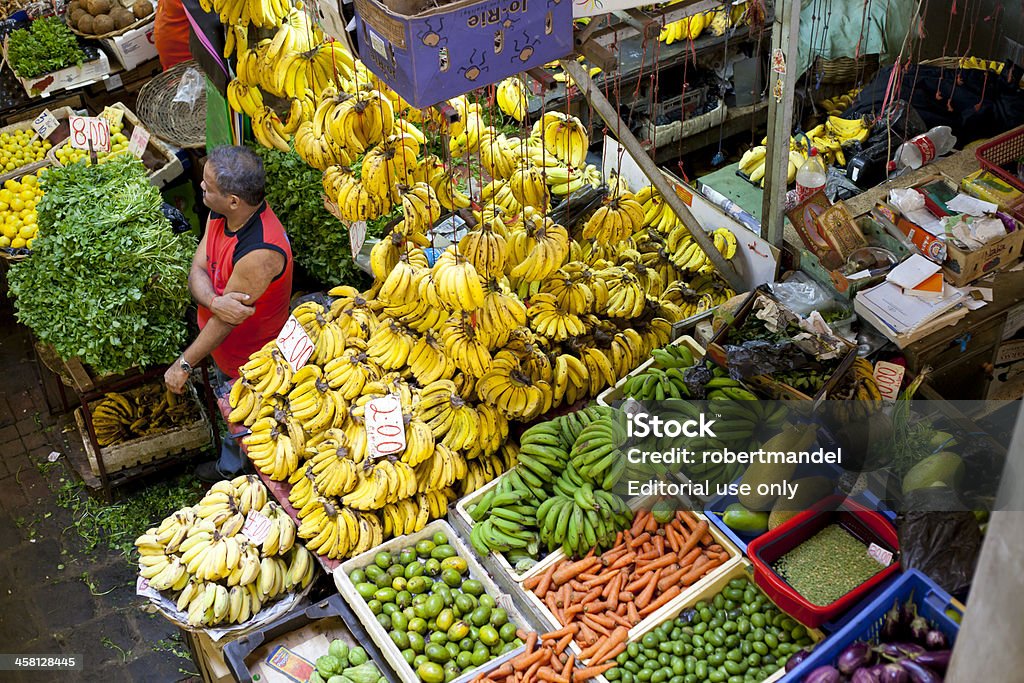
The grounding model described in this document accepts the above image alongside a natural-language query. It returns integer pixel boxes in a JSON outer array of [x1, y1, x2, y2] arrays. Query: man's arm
[[189, 227, 258, 324], [165, 249, 286, 393]]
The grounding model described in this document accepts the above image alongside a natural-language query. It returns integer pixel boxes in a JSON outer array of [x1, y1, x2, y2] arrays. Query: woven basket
[[813, 54, 880, 84], [135, 60, 207, 149]]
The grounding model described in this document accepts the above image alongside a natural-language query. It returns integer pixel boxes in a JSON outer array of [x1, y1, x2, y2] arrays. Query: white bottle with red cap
[[891, 126, 957, 171], [795, 147, 827, 202]]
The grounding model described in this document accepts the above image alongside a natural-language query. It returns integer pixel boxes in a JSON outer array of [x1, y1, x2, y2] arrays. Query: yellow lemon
[[2, 224, 15, 239], [9, 198, 24, 212], [0, 236, 10, 248], [11, 237, 26, 248], [18, 189, 34, 202], [22, 175, 37, 187], [0, 202, 7, 213], [3, 179, 16, 191], [25, 238, 33, 249], [18, 225, 34, 239]]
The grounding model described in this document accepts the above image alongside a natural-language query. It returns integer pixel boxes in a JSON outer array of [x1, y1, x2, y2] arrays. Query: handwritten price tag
[[873, 360, 905, 405], [241, 510, 272, 544], [128, 126, 150, 158], [136, 576, 162, 599], [274, 315, 315, 371], [68, 115, 110, 153], [365, 394, 406, 458], [99, 106, 124, 127], [31, 109, 59, 139], [868, 542, 893, 567], [349, 220, 366, 259]]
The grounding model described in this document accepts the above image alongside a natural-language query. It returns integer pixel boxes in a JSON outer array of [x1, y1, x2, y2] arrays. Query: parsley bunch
[[8, 156, 193, 375], [7, 17, 85, 79], [252, 145, 388, 287]]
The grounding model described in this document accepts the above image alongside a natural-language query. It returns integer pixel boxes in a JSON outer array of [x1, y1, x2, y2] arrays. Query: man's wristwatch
[[179, 357, 193, 374]]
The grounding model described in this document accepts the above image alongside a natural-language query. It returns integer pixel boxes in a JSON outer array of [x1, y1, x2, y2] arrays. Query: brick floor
[[0, 292, 201, 681]]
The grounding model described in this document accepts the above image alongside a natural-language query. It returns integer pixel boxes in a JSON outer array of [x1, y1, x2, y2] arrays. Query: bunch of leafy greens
[[7, 17, 85, 78], [253, 145, 390, 287], [8, 156, 192, 375]]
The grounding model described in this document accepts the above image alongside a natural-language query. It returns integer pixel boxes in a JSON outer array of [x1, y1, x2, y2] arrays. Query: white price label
[[99, 106, 124, 127], [349, 220, 367, 259], [128, 125, 150, 158], [136, 576, 162, 599], [31, 109, 59, 139], [365, 394, 406, 458], [274, 315, 315, 371], [241, 510, 272, 544], [868, 542, 894, 567], [68, 115, 111, 153], [873, 360, 905, 405]]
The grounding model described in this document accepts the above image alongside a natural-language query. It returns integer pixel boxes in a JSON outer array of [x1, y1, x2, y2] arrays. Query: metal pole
[[760, 0, 801, 247], [559, 58, 745, 292]]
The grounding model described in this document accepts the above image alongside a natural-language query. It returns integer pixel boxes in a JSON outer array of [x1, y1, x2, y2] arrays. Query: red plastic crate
[[976, 124, 1024, 192], [745, 495, 900, 629]]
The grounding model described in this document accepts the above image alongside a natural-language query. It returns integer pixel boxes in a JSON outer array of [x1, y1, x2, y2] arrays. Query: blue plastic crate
[[782, 570, 961, 681]]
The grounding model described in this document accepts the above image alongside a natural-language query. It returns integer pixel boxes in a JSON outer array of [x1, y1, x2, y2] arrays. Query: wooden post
[[559, 58, 745, 292], [760, 0, 801, 247]]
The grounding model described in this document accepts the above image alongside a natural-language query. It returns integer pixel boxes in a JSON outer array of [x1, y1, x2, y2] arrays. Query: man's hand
[[164, 363, 189, 394], [211, 292, 255, 325]]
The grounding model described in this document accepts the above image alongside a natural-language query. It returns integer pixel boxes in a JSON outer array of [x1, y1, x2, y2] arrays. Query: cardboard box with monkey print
[[353, 0, 572, 108]]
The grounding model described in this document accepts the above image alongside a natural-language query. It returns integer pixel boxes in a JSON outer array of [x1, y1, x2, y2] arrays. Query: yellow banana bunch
[[509, 165, 550, 211], [582, 192, 646, 243], [659, 11, 706, 44], [496, 75, 529, 121]]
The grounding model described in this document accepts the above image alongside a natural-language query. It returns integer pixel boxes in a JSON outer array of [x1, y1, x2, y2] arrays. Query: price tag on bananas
[[241, 510, 272, 544], [873, 360, 904, 405], [68, 115, 110, 153], [275, 315, 315, 371], [349, 220, 367, 260], [31, 109, 59, 139], [366, 393, 406, 459], [136, 576, 161, 599]]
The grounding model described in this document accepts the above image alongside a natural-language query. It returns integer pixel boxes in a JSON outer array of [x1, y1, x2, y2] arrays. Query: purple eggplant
[[882, 599, 903, 640], [924, 629, 948, 650], [909, 610, 930, 643], [880, 663, 909, 683], [803, 665, 841, 683], [785, 648, 812, 673], [914, 650, 951, 673], [898, 659, 942, 683], [877, 642, 926, 659], [838, 641, 875, 674], [851, 667, 884, 683]]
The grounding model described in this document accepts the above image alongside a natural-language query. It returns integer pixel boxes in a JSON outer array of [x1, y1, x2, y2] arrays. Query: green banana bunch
[[650, 344, 696, 368], [536, 482, 632, 557], [468, 472, 542, 559], [569, 415, 628, 489]]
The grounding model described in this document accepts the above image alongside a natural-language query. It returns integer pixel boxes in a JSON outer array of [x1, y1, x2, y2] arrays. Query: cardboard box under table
[[353, 0, 573, 108]]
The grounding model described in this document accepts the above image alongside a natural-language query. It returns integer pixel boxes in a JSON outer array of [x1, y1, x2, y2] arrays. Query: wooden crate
[[75, 390, 212, 476]]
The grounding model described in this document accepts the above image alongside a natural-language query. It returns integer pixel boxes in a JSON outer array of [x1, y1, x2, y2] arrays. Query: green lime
[[408, 577, 430, 595], [470, 606, 491, 627], [405, 562, 425, 580], [441, 557, 468, 574], [409, 616, 428, 634], [396, 590, 413, 609], [441, 568, 463, 588], [456, 651, 473, 670], [349, 569, 366, 584], [402, 648, 416, 666], [499, 622, 517, 643], [367, 599, 382, 616], [462, 580, 484, 597], [477, 594, 496, 610], [470, 645, 490, 667], [417, 661, 445, 683], [444, 642, 460, 662], [490, 608, 508, 628], [454, 593, 476, 615], [376, 613, 391, 630], [416, 539, 437, 558], [459, 637, 474, 652], [392, 612, 410, 632], [375, 551, 391, 569], [424, 559, 442, 576], [374, 587, 397, 603], [400, 548, 418, 565]]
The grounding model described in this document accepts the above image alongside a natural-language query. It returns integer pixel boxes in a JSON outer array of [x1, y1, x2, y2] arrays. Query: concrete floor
[[0, 286, 203, 682]]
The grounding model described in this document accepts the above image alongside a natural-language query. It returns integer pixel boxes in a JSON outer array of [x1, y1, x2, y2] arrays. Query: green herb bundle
[[252, 145, 389, 287], [8, 156, 192, 375], [7, 17, 85, 79]]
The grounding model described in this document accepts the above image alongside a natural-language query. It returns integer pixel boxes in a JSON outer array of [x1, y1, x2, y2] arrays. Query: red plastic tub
[[745, 495, 899, 629], [976, 124, 1024, 193]]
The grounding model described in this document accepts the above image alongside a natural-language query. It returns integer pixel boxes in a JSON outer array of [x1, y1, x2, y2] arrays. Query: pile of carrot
[[473, 626, 612, 683], [522, 511, 731, 662]]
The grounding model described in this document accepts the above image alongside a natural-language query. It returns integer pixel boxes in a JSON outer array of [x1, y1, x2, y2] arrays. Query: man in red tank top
[[164, 146, 293, 480]]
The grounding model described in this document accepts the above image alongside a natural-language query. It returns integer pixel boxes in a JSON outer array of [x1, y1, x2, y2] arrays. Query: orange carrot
[[607, 611, 633, 629], [634, 569, 661, 610], [580, 586, 603, 604], [550, 652, 562, 669], [608, 552, 637, 571], [614, 530, 624, 546], [664, 524, 682, 552], [518, 629, 532, 641], [605, 575, 621, 609], [707, 543, 723, 553], [639, 585, 682, 616], [525, 658, 545, 681], [537, 669, 569, 683], [657, 564, 693, 592], [681, 557, 722, 586], [513, 648, 549, 672], [630, 511, 649, 535], [580, 615, 611, 636], [674, 520, 708, 559], [626, 601, 641, 625], [555, 632, 575, 654], [619, 591, 634, 602], [535, 562, 559, 597], [577, 623, 599, 647], [635, 549, 660, 561], [563, 604, 584, 620], [594, 642, 627, 666], [523, 573, 542, 591], [636, 553, 678, 574], [574, 661, 617, 681], [490, 664, 514, 679], [562, 654, 575, 678], [589, 626, 629, 664], [541, 624, 579, 640], [583, 571, 619, 589], [553, 558, 599, 586], [578, 573, 600, 583], [679, 513, 713, 545], [545, 594, 561, 623], [526, 631, 538, 653], [628, 532, 651, 549], [624, 571, 653, 593]]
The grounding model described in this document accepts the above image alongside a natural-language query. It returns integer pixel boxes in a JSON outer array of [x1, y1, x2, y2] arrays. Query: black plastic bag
[[897, 487, 982, 598], [162, 203, 193, 234]]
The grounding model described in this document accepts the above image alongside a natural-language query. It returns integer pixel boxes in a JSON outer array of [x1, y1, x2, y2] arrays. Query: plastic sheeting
[[798, 0, 920, 75]]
